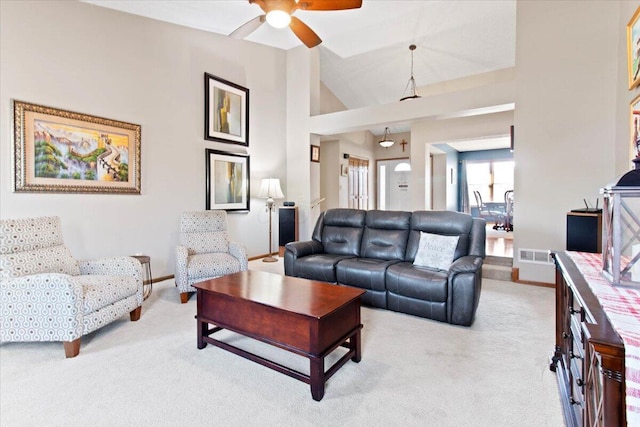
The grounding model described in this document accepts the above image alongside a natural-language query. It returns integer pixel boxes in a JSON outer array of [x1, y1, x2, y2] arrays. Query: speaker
[[279, 207, 298, 256], [566, 211, 602, 253]]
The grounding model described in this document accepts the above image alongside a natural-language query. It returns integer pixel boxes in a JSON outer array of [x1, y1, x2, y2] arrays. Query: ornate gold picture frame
[[13, 100, 141, 194], [627, 7, 640, 89]]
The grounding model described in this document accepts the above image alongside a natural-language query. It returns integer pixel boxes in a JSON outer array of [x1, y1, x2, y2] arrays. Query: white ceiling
[[82, 0, 516, 150]]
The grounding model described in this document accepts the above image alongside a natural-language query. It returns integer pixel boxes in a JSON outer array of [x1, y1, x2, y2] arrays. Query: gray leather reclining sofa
[[284, 208, 486, 326]]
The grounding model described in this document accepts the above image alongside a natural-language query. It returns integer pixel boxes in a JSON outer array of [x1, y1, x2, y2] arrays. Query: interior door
[[377, 158, 411, 211]]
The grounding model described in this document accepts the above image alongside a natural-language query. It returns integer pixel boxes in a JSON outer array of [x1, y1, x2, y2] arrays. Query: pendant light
[[400, 44, 421, 101], [378, 127, 395, 148]]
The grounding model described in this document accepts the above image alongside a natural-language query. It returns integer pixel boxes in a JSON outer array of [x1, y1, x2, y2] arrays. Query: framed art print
[[205, 149, 250, 211], [310, 145, 320, 163], [204, 73, 249, 146], [627, 7, 640, 89], [12, 100, 141, 194]]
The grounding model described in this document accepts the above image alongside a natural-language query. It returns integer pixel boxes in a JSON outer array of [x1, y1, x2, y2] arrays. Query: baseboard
[[511, 268, 555, 288], [248, 252, 279, 261], [151, 274, 173, 283]]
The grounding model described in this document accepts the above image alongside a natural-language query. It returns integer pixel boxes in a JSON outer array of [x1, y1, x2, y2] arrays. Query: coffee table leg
[[310, 356, 325, 401], [197, 319, 207, 349], [350, 329, 361, 362]]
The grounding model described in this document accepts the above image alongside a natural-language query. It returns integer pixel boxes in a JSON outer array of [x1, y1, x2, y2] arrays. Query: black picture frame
[[204, 73, 249, 146], [205, 149, 250, 212], [311, 145, 320, 163]]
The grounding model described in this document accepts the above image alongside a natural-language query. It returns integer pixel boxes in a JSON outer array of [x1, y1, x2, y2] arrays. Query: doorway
[[348, 157, 369, 209], [377, 158, 411, 211]]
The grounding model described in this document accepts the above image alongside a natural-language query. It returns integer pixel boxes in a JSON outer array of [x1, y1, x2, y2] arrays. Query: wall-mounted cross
[[400, 139, 408, 152]]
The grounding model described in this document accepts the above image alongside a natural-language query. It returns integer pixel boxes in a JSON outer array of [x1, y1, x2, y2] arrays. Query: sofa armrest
[[229, 241, 248, 271], [449, 255, 483, 274], [0, 273, 84, 341], [447, 256, 483, 326], [78, 256, 143, 283], [285, 240, 324, 258], [284, 240, 324, 277]]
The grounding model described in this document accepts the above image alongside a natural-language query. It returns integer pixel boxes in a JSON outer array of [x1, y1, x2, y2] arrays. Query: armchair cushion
[[186, 253, 242, 282], [0, 245, 80, 279]]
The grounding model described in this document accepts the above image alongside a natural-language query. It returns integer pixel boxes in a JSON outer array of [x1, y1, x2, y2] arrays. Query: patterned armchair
[[0, 216, 143, 358], [175, 211, 248, 303]]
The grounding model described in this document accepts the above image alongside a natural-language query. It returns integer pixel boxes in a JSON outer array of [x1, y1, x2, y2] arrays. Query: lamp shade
[[258, 178, 285, 199], [378, 127, 395, 148]]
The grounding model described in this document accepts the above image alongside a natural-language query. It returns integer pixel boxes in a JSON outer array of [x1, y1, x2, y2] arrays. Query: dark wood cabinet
[[278, 206, 298, 257], [550, 251, 626, 427]]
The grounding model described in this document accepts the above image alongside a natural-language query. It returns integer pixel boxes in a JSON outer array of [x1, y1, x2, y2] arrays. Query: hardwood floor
[[485, 223, 513, 258]]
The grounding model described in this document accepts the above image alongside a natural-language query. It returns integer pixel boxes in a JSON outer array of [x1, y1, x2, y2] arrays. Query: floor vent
[[518, 248, 553, 265]]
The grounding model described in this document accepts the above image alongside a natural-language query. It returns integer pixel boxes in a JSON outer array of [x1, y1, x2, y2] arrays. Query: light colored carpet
[[0, 259, 563, 426]]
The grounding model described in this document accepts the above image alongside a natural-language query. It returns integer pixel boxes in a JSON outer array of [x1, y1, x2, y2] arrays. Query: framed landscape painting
[[627, 7, 640, 89], [205, 149, 250, 211], [13, 100, 141, 194], [204, 73, 249, 146]]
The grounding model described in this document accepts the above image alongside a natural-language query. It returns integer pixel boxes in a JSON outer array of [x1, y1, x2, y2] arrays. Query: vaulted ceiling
[[83, 0, 516, 148]]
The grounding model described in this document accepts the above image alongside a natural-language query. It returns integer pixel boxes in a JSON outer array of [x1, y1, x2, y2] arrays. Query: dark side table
[[131, 255, 153, 300]]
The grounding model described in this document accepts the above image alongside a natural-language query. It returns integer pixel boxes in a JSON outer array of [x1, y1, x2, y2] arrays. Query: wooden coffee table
[[193, 270, 365, 401]]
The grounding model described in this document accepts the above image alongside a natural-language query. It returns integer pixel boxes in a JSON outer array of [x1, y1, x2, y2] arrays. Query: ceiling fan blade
[[229, 15, 266, 39], [296, 0, 362, 11], [289, 16, 322, 48]]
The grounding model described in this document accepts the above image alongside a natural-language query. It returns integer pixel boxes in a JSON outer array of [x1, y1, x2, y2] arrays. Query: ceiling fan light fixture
[[378, 127, 395, 148], [266, 10, 291, 28]]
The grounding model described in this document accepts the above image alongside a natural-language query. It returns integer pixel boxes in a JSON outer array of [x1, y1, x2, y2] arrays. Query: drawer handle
[[570, 351, 582, 360], [562, 332, 571, 339], [570, 397, 582, 405], [570, 307, 583, 316], [576, 378, 584, 387]]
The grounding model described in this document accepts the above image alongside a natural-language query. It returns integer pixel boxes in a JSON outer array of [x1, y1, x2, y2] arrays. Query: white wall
[[514, 0, 622, 282], [0, 1, 287, 278]]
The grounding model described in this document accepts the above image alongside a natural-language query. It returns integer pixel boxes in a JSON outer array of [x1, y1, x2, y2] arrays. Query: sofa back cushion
[[360, 210, 411, 260], [406, 211, 475, 262], [0, 216, 80, 278], [320, 209, 366, 256]]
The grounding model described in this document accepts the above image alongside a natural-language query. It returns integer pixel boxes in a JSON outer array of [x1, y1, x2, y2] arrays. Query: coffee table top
[[193, 270, 365, 319]]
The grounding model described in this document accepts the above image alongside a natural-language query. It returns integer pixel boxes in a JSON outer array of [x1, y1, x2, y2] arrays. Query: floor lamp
[[258, 178, 284, 263]]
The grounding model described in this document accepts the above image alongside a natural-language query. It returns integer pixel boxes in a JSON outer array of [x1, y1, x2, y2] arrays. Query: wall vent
[[518, 248, 553, 265]]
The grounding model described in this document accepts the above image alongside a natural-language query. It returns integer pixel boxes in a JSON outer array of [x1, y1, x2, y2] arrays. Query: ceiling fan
[[230, 0, 362, 48]]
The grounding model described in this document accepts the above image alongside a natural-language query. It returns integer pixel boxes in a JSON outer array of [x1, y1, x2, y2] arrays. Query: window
[[466, 160, 514, 202]]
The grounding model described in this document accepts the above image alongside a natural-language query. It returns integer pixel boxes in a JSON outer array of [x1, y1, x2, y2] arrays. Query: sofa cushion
[[290, 254, 355, 283], [385, 262, 449, 302], [336, 258, 399, 292], [320, 209, 366, 256], [406, 211, 473, 262], [413, 232, 459, 271], [360, 210, 410, 260]]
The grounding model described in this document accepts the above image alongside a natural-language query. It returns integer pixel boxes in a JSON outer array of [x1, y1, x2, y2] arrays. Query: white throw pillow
[[413, 232, 459, 271]]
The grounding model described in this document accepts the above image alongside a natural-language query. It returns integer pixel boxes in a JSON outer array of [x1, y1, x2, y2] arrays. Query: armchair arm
[[175, 245, 190, 289], [229, 241, 248, 272], [284, 240, 324, 277], [78, 256, 143, 283], [0, 274, 84, 342]]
